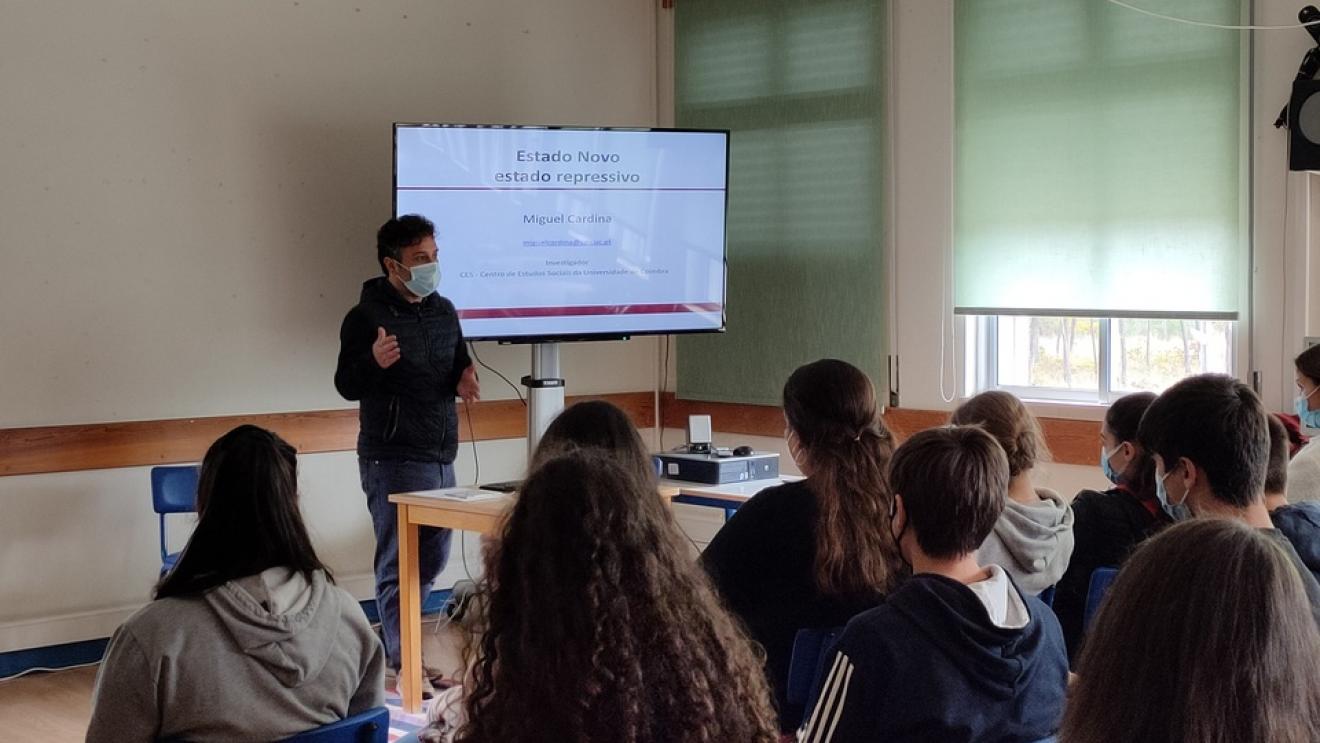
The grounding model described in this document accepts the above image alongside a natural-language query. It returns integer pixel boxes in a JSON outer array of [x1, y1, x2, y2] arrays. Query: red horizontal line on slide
[[396, 186, 724, 192], [458, 303, 722, 319]]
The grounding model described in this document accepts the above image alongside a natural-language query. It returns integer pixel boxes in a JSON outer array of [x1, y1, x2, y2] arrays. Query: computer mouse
[[733, 445, 754, 457]]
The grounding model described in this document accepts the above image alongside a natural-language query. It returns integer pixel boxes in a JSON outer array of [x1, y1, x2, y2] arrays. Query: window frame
[[966, 315, 1238, 405]]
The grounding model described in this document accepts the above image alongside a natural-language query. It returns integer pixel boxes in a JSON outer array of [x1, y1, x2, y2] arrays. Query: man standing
[[335, 215, 479, 687]]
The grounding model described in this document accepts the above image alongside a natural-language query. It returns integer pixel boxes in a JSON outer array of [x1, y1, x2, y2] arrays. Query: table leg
[[397, 503, 423, 713]]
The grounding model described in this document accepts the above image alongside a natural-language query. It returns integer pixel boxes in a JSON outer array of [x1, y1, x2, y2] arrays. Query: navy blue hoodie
[[1272, 501, 1320, 585], [798, 573, 1068, 743]]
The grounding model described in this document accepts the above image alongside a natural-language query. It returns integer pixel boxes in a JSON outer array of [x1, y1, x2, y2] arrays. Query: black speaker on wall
[[1291, 79, 1320, 171]]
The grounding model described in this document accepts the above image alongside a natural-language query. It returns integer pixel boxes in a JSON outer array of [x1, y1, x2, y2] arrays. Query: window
[[968, 315, 1235, 403], [674, 0, 888, 405], [954, 2, 1246, 406]]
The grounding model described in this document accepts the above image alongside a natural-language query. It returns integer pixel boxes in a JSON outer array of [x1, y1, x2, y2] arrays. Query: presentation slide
[[395, 125, 728, 340]]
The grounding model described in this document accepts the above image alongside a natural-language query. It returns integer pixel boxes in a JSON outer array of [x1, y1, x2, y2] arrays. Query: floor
[[0, 618, 465, 743]]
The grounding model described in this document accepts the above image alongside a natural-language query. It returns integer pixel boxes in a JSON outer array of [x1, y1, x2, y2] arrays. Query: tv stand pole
[[522, 342, 565, 459]]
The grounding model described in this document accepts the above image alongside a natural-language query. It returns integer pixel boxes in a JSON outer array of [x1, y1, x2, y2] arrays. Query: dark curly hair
[[454, 452, 780, 743]]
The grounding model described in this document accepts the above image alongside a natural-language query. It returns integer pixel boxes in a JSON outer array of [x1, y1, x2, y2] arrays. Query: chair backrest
[[787, 626, 845, 706], [1083, 567, 1120, 631], [151, 465, 200, 515], [278, 707, 390, 743]]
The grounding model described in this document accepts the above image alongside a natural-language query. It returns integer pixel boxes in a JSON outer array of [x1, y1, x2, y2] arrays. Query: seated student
[[1053, 392, 1170, 661], [423, 399, 663, 733], [1290, 344, 1320, 502], [1061, 519, 1320, 743], [950, 390, 1075, 595], [427, 452, 780, 743], [528, 398, 656, 476], [86, 426, 385, 743], [799, 426, 1068, 743], [1137, 373, 1320, 622], [702, 359, 903, 731], [1266, 413, 1320, 585]]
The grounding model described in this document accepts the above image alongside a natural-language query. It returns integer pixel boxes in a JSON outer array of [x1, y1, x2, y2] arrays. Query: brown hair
[[888, 425, 1009, 559], [529, 399, 655, 480], [1296, 344, 1320, 387], [950, 390, 1049, 477], [455, 452, 780, 743], [783, 359, 902, 598], [1062, 519, 1320, 743], [1266, 414, 1290, 496]]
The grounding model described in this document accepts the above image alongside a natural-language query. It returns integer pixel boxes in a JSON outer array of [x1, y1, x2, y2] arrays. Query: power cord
[[468, 342, 525, 406], [1104, 0, 1320, 30], [464, 398, 480, 487], [0, 660, 100, 684], [659, 335, 671, 450]]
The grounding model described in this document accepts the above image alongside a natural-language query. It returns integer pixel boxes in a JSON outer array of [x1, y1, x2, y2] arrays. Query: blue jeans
[[360, 458, 454, 669]]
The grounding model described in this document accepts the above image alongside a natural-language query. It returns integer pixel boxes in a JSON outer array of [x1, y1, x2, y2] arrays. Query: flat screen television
[[393, 124, 729, 342]]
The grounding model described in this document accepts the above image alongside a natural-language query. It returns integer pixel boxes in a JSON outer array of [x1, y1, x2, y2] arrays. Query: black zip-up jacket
[[335, 277, 471, 464]]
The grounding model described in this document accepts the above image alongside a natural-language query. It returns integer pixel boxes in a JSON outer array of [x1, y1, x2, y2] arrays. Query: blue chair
[[1082, 567, 1120, 631], [151, 465, 200, 576], [786, 625, 845, 726], [278, 707, 390, 743]]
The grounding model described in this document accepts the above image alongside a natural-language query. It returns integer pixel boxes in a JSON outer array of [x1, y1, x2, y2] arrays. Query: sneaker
[[385, 666, 435, 700]]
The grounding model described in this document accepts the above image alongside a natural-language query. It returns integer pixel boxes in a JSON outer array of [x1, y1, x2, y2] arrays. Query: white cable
[[1104, 0, 1320, 30], [0, 660, 100, 684]]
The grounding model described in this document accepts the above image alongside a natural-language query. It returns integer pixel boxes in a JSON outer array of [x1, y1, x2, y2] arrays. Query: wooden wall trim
[[1, 391, 1101, 477], [660, 393, 1100, 467], [0, 392, 656, 478]]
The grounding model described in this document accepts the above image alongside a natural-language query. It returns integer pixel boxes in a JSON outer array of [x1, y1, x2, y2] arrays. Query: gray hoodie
[[86, 568, 385, 743], [975, 488, 1076, 596]]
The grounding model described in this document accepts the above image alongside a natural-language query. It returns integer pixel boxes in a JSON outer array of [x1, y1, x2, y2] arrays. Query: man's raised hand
[[372, 326, 401, 369]]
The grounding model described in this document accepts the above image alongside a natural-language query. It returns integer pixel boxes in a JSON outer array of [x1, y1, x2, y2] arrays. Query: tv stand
[[521, 342, 565, 458]]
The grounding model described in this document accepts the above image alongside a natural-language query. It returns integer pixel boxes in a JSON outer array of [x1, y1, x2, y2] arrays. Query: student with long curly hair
[[432, 451, 779, 743], [702, 358, 903, 730], [1062, 519, 1320, 743]]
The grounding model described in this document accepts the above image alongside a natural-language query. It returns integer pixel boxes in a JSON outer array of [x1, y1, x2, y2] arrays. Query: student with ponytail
[[702, 359, 903, 731]]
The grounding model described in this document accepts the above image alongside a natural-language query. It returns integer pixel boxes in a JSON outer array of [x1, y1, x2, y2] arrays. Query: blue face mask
[[399, 261, 440, 298], [1156, 467, 1192, 522], [1295, 388, 1320, 429], [1100, 446, 1122, 485]]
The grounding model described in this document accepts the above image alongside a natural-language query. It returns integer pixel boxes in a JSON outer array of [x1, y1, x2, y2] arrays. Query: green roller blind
[[954, 0, 1246, 319], [675, 0, 887, 405]]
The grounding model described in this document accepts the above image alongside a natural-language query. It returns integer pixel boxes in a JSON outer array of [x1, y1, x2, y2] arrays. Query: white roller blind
[[954, 0, 1246, 319]]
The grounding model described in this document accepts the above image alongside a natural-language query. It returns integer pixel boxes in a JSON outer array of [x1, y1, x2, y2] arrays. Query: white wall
[[0, 0, 663, 652]]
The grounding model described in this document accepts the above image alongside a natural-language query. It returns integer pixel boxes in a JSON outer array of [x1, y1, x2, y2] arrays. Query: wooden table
[[665, 476, 803, 520], [389, 484, 682, 712]]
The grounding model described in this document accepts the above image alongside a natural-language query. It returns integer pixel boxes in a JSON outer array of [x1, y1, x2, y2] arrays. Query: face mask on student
[[396, 260, 440, 298], [1156, 465, 1192, 522], [1100, 446, 1122, 485], [1295, 385, 1320, 429]]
